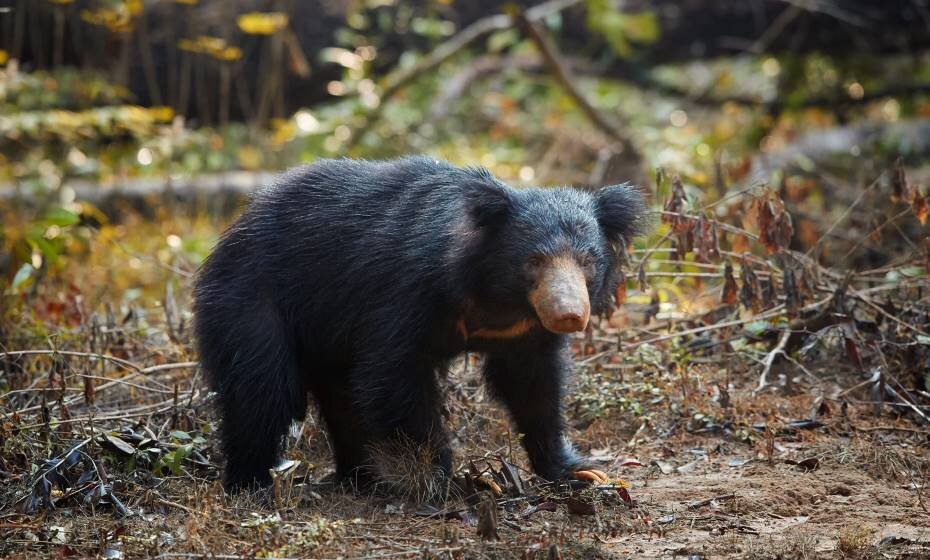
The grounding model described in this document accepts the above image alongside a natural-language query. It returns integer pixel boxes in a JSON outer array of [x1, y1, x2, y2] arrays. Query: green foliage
[[4, 205, 82, 294], [154, 431, 206, 476], [0, 67, 131, 112], [586, 0, 659, 57]]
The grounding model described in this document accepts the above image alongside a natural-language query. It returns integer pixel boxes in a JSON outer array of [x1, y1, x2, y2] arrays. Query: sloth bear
[[193, 157, 647, 493]]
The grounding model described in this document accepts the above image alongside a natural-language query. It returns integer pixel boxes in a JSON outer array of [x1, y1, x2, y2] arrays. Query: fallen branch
[[687, 493, 737, 509]]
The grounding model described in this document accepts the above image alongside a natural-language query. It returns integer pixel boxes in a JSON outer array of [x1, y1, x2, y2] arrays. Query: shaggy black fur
[[193, 157, 647, 491]]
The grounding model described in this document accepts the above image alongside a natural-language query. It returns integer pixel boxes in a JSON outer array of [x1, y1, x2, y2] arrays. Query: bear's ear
[[464, 180, 514, 228], [595, 183, 648, 245]]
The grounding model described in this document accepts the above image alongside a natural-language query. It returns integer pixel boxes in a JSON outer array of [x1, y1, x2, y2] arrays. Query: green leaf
[[43, 207, 80, 227], [620, 11, 659, 43], [27, 235, 59, 265], [586, 0, 660, 58], [743, 320, 772, 336], [11, 263, 35, 291], [156, 444, 193, 475], [487, 29, 520, 54]]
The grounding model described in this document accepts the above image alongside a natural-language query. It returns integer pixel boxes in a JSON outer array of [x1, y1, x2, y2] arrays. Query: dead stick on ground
[[756, 328, 792, 393], [854, 426, 930, 435], [687, 494, 737, 509]]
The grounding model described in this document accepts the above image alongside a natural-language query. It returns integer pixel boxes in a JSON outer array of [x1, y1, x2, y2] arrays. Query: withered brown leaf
[[892, 158, 911, 203], [615, 270, 628, 306], [722, 262, 739, 305], [912, 191, 928, 225], [755, 191, 794, 254], [739, 258, 761, 313], [663, 176, 690, 234]]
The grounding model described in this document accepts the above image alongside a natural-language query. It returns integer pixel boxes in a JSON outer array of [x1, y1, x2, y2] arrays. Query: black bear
[[193, 157, 647, 493]]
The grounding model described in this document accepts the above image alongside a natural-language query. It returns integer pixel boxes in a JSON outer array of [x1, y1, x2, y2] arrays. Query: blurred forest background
[[2, 1, 930, 559]]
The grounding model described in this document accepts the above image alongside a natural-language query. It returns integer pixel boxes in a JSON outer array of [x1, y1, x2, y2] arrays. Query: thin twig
[[756, 328, 792, 393], [349, 0, 582, 148]]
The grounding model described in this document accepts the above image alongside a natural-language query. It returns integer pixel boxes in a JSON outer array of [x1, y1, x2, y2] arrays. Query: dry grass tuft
[[367, 433, 457, 503], [836, 525, 878, 559], [745, 531, 820, 560]]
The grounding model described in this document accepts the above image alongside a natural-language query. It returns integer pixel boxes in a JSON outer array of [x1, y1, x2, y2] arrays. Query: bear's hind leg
[[199, 305, 307, 491], [350, 357, 453, 500]]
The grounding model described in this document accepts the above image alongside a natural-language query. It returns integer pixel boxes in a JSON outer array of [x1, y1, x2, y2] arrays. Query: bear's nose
[[550, 311, 587, 333], [528, 256, 591, 334]]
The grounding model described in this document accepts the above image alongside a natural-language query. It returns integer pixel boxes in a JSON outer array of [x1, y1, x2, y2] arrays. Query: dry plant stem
[[840, 207, 913, 262], [849, 287, 930, 337], [623, 294, 832, 351], [660, 210, 761, 242], [805, 174, 882, 258], [632, 230, 674, 272], [883, 383, 930, 424], [0, 352, 199, 415], [756, 328, 791, 393], [0, 349, 142, 373], [18, 395, 200, 430]]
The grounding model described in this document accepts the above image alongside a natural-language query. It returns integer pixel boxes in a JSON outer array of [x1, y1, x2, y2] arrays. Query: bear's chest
[[451, 301, 540, 352]]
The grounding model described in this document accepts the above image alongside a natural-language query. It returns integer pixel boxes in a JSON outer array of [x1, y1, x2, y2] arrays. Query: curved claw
[[476, 474, 503, 497], [571, 469, 610, 484]]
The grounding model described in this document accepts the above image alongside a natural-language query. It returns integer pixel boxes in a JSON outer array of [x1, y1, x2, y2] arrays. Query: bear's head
[[464, 178, 648, 334]]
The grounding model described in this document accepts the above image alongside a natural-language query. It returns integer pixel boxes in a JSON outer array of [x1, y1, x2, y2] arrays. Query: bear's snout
[[528, 256, 591, 334]]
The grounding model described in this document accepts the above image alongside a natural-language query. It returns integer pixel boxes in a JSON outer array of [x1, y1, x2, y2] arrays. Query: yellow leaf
[[0, 50, 7, 66], [213, 46, 242, 62], [237, 12, 288, 35], [149, 106, 175, 123], [125, 0, 143, 16], [237, 146, 262, 170], [177, 38, 203, 53], [913, 192, 929, 225], [271, 120, 296, 148], [196, 35, 227, 53]]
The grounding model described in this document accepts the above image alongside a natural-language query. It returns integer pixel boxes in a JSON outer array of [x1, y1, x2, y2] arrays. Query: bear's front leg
[[350, 357, 454, 500], [484, 336, 607, 484]]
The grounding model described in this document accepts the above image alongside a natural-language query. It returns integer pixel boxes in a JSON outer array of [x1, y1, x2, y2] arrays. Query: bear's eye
[[579, 253, 596, 268], [526, 256, 545, 269]]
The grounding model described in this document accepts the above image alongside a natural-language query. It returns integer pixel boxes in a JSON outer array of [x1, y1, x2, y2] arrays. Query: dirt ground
[[2, 337, 929, 559]]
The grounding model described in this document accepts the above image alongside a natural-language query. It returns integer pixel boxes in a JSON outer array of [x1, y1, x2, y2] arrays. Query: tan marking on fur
[[528, 255, 591, 334], [468, 318, 537, 340], [456, 318, 469, 341]]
